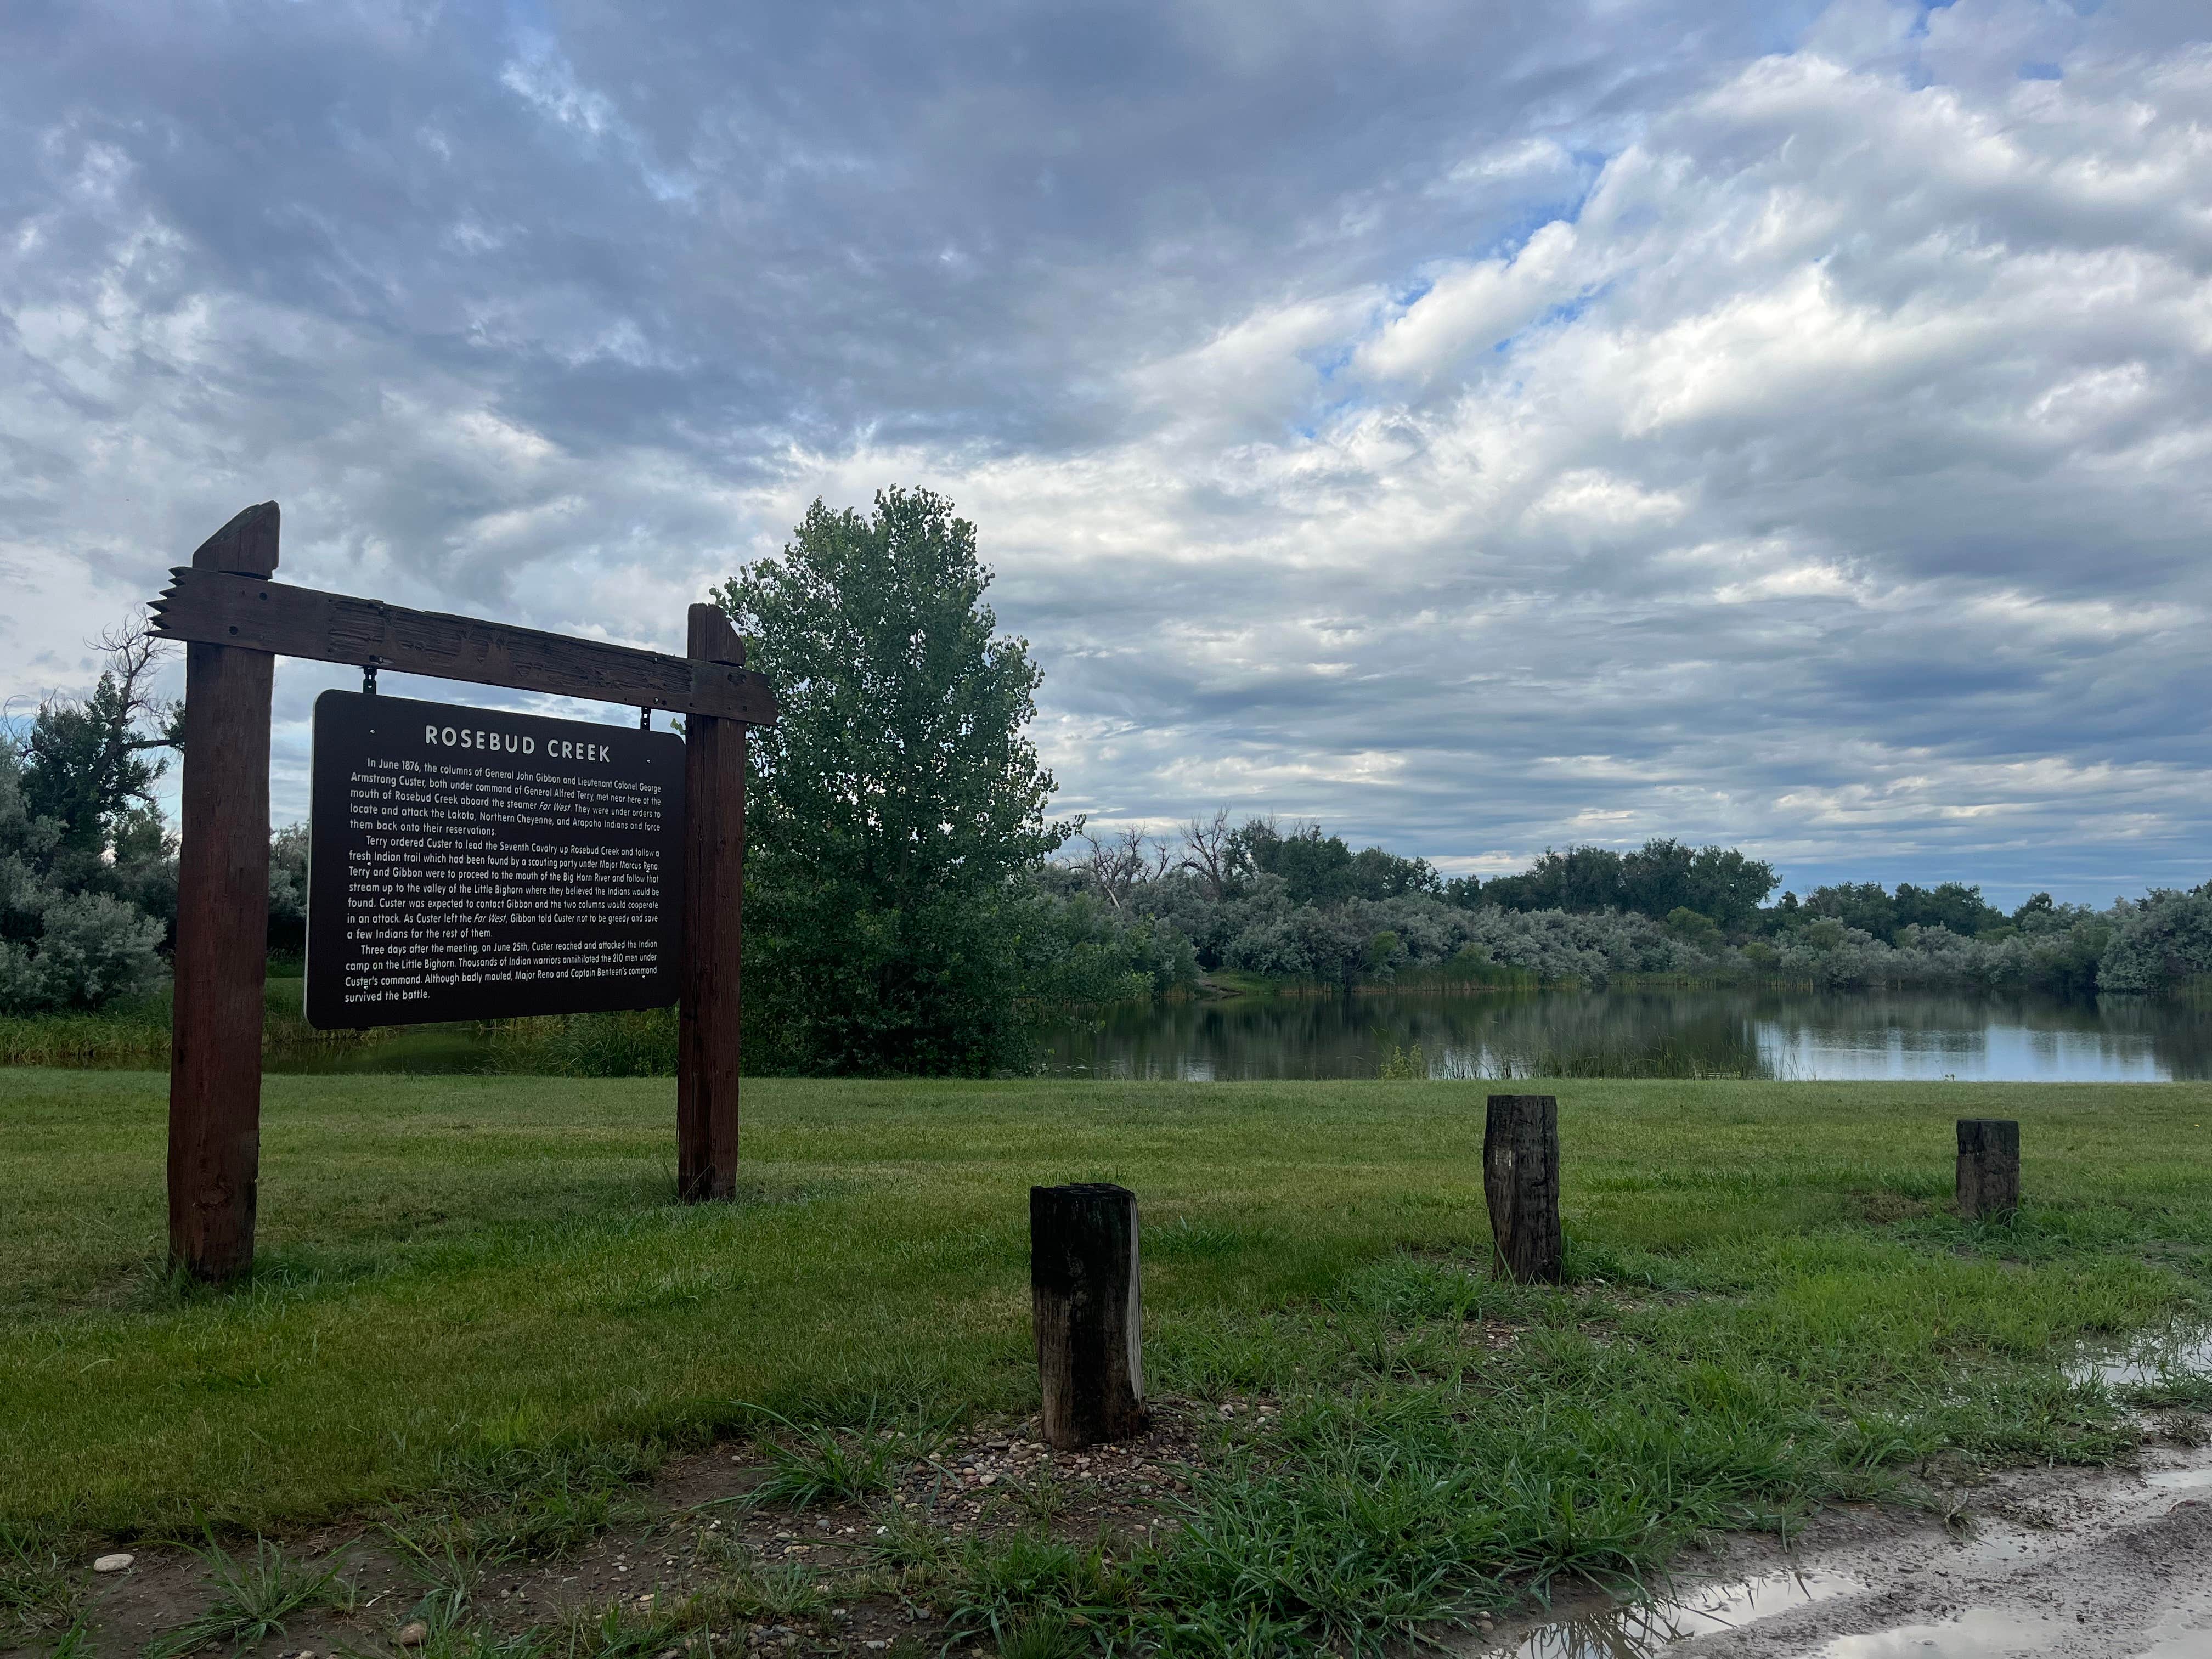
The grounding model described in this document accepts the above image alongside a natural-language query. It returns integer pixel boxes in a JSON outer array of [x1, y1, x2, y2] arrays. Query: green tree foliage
[[1, 620, 182, 1013], [1798, 879, 2005, 944], [1794, 881, 1893, 939], [20, 672, 165, 859], [268, 823, 311, 962], [13, 619, 179, 921], [1, 744, 165, 1012], [1024, 864, 1198, 1003], [1231, 819, 1441, 906], [1056, 818, 2174, 1000], [1896, 881, 2006, 938], [1467, 838, 1778, 929], [1664, 906, 1724, 953], [1671, 845, 1781, 930], [2098, 885, 2212, 994], [714, 487, 1064, 1073]]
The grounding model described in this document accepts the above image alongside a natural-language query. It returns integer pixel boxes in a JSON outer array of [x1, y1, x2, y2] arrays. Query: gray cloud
[[3, 0, 2210, 905]]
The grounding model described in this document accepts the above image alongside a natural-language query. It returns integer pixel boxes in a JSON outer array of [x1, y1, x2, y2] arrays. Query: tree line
[[7, 486, 2211, 1075], [1057, 816, 2037, 952], [1047, 814, 2196, 1005]]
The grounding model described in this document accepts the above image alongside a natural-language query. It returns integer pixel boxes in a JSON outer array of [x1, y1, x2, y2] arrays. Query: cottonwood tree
[[714, 487, 1064, 1073], [1, 612, 176, 1012], [1075, 824, 1165, 913], [19, 610, 178, 865], [1177, 809, 1240, 900]]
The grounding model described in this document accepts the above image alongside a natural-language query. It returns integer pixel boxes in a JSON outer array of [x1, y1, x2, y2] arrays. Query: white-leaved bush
[[2097, 890, 2212, 995], [1071, 860, 2196, 997], [0, 747, 166, 1014]]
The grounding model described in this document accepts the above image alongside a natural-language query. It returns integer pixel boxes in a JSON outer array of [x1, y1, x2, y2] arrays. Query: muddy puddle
[[1502, 1570, 1864, 1655], [1457, 1443, 2212, 1657], [2064, 1328, 2212, 1393], [1813, 1606, 2072, 1655]]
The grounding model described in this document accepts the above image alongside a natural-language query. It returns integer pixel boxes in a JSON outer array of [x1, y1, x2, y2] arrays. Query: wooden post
[[1032, 1183, 1147, 1449], [677, 602, 746, 1201], [1956, 1119, 2020, 1220], [167, 503, 281, 1282], [1484, 1093, 1562, 1284]]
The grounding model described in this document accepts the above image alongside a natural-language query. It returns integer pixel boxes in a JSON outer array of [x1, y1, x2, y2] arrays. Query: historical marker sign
[[151, 501, 772, 1279], [306, 690, 685, 1028]]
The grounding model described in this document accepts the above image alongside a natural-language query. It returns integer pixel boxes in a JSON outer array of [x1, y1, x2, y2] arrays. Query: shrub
[[0, 890, 165, 1013], [2099, 887, 2212, 994]]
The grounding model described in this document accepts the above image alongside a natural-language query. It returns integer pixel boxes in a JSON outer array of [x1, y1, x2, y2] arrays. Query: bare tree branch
[[1178, 808, 1239, 900], [94, 607, 181, 751], [1074, 823, 1162, 913]]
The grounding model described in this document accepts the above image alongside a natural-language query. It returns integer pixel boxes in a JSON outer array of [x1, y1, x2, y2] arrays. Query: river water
[[1035, 988, 2212, 1083], [261, 986, 2212, 1083]]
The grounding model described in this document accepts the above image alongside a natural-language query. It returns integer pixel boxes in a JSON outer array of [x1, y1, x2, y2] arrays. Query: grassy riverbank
[[0, 979, 379, 1068], [4, 1072, 2210, 1652]]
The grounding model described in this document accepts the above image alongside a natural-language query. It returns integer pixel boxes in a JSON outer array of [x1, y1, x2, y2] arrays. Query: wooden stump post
[[167, 503, 281, 1283], [1032, 1183, 1147, 1449], [676, 603, 747, 1202], [1956, 1119, 2020, 1220], [1484, 1093, 1562, 1284]]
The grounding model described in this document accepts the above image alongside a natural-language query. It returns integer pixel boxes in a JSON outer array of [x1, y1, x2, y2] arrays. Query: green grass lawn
[[5, 1070, 2211, 1652]]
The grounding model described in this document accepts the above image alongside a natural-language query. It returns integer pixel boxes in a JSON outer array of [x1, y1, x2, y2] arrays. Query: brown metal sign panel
[[305, 691, 685, 1029]]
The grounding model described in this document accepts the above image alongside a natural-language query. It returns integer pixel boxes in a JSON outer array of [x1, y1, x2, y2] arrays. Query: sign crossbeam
[[150, 501, 773, 1282], [151, 566, 776, 724]]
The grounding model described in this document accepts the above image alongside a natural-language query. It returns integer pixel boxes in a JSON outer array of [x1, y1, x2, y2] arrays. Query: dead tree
[[1177, 808, 1240, 900], [1075, 824, 1163, 913]]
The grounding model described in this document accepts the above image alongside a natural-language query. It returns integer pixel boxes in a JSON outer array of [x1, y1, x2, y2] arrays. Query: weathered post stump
[[1484, 1094, 1562, 1284], [1032, 1183, 1147, 1449], [1956, 1119, 2020, 1220]]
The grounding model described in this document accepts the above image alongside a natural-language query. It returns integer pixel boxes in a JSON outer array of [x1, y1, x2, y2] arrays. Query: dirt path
[[1460, 1443, 2212, 1657], [22, 1415, 2212, 1658]]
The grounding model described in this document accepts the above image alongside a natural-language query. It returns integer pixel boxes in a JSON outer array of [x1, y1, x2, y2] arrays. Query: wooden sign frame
[[150, 501, 776, 1280]]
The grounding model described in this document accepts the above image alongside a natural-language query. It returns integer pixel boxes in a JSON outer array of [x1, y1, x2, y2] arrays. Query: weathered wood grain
[[1032, 1183, 1148, 1448], [1483, 1093, 1563, 1284], [149, 568, 778, 726], [167, 514, 278, 1282], [1956, 1118, 2021, 1220], [189, 501, 281, 578], [676, 602, 747, 1202]]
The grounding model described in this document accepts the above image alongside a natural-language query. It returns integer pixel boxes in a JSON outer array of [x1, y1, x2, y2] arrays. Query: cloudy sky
[[4, 0, 2209, 905]]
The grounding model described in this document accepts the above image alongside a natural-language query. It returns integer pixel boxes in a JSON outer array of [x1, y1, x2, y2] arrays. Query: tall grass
[[1, 1523, 82, 1643], [0, 979, 379, 1067], [0, 1007, 172, 1066], [1445, 1039, 1779, 1080], [481, 1009, 680, 1077]]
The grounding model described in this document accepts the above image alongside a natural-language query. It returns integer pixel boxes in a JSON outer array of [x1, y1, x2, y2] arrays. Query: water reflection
[[2064, 1328, 2212, 1391], [255, 987, 2212, 1082], [1040, 989, 2212, 1084], [1813, 1609, 2066, 1657], [1492, 1569, 1863, 1656]]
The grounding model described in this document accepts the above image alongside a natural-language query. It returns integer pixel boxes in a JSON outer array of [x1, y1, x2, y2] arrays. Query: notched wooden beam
[[191, 501, 281, 577], [686, 600, 746, 667], [150, 568, 778, 725]]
